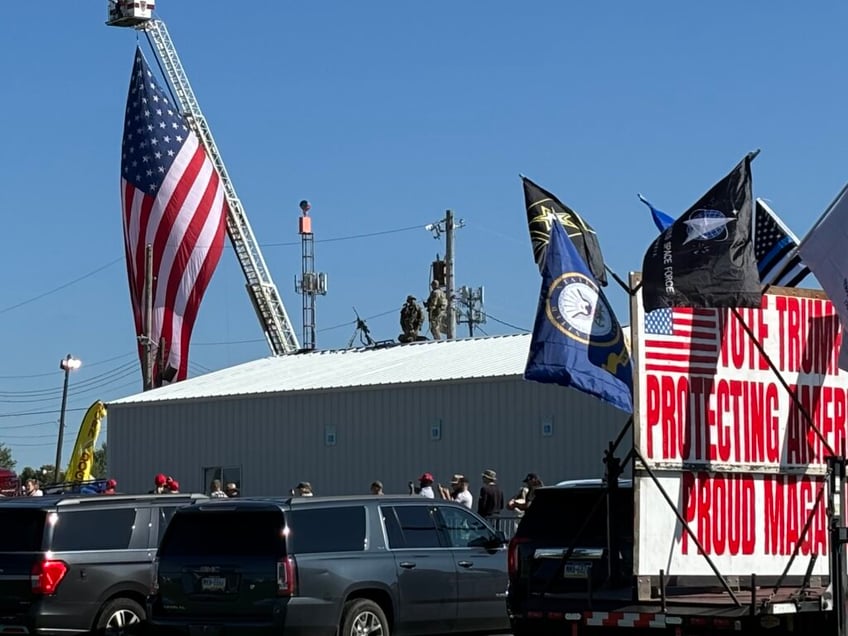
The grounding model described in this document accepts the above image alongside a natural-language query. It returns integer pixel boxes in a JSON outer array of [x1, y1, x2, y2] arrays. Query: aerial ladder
[[106, 1, 300, 355]]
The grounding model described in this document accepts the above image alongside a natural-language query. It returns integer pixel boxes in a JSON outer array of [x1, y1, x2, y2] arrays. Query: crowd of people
[[401, 469, 544, 519]]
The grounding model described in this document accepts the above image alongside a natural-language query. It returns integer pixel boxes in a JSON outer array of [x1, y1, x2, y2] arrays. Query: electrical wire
[[0, 420, 57, 431], [0, 258, 123, 316], [0, 361, 139, 398], [318, 307, 400, 333], [0, 406, 88, 419], [0, 352, 136, 380], [0, 223, 426, 319], [486, 314, 530, 332], [261, 224, 424, 248], [192, 337, 265, 347]]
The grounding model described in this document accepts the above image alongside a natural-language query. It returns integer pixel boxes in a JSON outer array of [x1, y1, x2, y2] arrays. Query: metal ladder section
[[143, 19, 300, 355]]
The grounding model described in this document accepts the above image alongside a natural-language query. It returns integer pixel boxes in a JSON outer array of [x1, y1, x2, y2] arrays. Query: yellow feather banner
[[66, 401, 106, 482]]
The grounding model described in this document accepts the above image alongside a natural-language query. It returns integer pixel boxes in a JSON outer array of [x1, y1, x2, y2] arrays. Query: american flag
[[643, 308, 720, 375], [755, 199, 810, 287], [121, 48, 227, 383]]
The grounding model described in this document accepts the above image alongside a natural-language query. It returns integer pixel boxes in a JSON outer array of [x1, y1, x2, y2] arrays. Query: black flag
[[641, 153, 762, 312], [522, 176, 608, 286]]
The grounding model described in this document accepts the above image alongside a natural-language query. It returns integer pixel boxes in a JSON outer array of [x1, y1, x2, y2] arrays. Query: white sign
[[631, 283, 847, 578]]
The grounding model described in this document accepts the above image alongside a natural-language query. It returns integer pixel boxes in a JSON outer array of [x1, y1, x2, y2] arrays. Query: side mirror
[[488, 530, 507, 548]]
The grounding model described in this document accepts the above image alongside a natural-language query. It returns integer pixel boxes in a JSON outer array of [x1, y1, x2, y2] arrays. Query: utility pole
[[426, 210, 465, 340], [456, 286, 487, 337], [445, 210, 456, 340], [142, 244, 154, 391]]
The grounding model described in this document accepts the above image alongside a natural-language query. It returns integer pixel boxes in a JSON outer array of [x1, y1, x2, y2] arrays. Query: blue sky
[[1, 2, 846, 472]]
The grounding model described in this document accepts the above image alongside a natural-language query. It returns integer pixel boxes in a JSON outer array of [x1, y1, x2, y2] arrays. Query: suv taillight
[[151, 557, 160, 594], [31, 559, 68, 595], [276, 556, 296, 596], [508, 536, 530, 578]]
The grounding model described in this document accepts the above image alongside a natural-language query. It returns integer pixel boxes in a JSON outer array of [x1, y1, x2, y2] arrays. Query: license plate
[[200, 576, 227, 592], [563, 562, 591, 578]]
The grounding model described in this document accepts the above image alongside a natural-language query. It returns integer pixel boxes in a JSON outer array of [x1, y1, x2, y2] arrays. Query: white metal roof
[[109, 333, 532, 405]]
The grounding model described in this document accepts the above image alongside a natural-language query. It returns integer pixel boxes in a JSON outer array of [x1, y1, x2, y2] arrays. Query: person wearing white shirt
[[453, 477, 473, 509], [417, 472, 436, 498], [25, 479, 43, 497]]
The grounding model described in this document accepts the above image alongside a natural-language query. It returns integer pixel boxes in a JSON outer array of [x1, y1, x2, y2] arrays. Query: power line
[[0, 406, 87, 419], [262, 224, 424, 248], [192, 337, 265, 347], [0, 352, 136, 380], [486, 314, 530, 333], [0, 420, 58, 431], [0, 258, 123, 316], [0, 224, 425, 319], [318, 308, 399, 333], [0, 361, 139, 398]]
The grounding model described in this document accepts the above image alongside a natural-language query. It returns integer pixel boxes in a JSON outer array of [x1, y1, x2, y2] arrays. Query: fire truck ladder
[[139, 18, 300, 355]]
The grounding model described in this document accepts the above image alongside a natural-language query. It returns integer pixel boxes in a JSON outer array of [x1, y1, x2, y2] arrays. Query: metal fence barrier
[[486, 513, 522, 540]]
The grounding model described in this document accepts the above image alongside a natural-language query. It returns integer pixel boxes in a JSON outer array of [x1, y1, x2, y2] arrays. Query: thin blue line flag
[[638, 193, 674, 232], [524, 217, 633, 413]]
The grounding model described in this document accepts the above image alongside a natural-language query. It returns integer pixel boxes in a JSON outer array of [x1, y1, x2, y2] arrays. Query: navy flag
[[638, 193, 674, 232], [522, 176, 608, 286], [640, 153, 763, 312], [524, 217, 633, 413]]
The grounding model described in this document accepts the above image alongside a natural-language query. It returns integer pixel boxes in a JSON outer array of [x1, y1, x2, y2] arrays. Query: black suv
[[506, 480, 634, 636], [0, 493, 205, 635], [149, 495, 511, 635]]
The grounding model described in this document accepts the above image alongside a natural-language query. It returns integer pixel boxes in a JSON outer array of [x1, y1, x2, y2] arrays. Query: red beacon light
[[298, 200, 312, 234]]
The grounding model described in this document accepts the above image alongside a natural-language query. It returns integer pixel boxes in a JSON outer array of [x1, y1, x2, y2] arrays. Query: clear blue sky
[[1, 2, 846, 471]]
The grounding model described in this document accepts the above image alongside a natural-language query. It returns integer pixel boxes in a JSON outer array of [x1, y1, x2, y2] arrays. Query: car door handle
[[458, 560, 473, 568], [399, 561, 416, 569]]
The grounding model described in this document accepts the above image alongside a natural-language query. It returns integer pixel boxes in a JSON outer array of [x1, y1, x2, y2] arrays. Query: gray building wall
[[107, 377, 629, 499]]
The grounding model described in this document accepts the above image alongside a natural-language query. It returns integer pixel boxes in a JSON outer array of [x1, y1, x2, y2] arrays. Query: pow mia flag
[[522, 176, 608, 286], [641, 152, 763, 312]]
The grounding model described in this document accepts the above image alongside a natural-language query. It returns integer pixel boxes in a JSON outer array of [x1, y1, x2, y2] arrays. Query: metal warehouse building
[[107, 334, 629, 497]]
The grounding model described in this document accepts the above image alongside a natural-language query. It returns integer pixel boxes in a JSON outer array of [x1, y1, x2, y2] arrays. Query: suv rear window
[[517, 488, 633, 544], [287, 507, 366, 553], [159, 509, 285, 557], [0, 509, 45, 551]]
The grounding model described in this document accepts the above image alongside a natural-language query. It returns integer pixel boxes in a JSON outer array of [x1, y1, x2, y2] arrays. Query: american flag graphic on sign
[[121, 48, 227, 383], [643, 308, 721, 375]]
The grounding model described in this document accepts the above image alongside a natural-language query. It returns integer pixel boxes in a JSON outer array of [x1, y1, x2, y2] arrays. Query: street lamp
[[54, 354, 81, 484]]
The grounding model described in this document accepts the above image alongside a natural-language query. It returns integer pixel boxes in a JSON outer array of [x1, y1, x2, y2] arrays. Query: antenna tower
[[294, 200, 328, 350]]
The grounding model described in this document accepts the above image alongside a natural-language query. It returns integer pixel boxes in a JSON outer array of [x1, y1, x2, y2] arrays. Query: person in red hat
[[165, 477, 180, 494], [150, 473, 167, 494], [417, 472, 435, 499], [103, 479, 117, 495]]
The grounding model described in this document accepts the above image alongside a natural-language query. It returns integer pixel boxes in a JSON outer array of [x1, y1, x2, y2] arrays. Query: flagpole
[[604, 265, 635, 296]]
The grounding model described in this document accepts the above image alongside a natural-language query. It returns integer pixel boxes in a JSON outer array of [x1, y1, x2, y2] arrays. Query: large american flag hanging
[[121, 48, 227, 383]]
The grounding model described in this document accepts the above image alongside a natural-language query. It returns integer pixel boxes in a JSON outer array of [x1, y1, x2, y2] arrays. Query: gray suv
[[0, 492, 205, 635], [149, 495, 510, 635]]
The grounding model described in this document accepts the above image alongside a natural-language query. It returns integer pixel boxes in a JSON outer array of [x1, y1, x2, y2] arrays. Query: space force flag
[[640, 153, 763, 312], [798, 183, 848, 369], [524, 217, 633, 413], [522, 176, 608, 286]]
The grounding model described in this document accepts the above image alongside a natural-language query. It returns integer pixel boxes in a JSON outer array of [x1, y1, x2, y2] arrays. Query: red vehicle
[[0, 468, 19, 497]]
